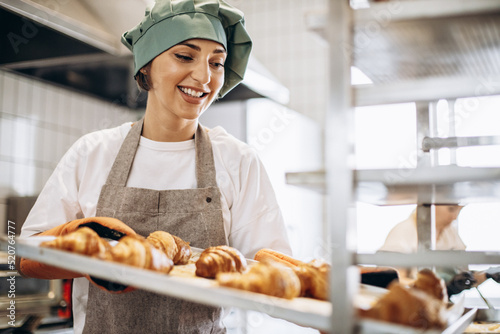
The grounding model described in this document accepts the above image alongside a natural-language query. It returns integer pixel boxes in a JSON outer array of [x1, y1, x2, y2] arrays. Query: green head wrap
[[122, 0, 252, 97]]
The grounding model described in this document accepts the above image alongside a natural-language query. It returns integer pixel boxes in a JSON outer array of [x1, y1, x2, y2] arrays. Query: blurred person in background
[[379, 205, 500, 298], [379, 205, 466, 254]]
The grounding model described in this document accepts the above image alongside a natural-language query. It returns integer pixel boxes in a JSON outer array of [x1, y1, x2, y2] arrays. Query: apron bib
[[83, 119, 227, 333]]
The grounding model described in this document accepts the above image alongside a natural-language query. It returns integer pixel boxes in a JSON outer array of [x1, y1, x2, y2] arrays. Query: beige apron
[[83, 118, 227, 333]]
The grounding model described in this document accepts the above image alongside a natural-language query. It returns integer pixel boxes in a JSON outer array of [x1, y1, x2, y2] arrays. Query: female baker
[[19, 0, 291, 333]]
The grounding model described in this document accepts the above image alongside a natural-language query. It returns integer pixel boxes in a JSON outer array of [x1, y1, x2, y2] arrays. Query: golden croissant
[[40, 227, 110, 260], [110, 236, 173, 273], [146, 231, 192, 265], [412, 268, 448, 303], [217, 259, 301, 299], [195, 245, 247, 278], [358, 281, 447, 329]]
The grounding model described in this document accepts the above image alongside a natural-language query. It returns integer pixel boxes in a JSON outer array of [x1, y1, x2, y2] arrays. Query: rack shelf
[[358, 251, 500, 268], [287, 166, 500, 205]]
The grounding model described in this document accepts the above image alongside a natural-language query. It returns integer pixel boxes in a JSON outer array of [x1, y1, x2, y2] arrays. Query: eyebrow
[[179, 42, 227, 54]]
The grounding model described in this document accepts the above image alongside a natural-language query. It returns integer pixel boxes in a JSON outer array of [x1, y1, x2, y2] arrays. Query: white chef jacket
[[378, 212, 467, 284], [21, 122, 292, 334], [378, 213, 466, 253]]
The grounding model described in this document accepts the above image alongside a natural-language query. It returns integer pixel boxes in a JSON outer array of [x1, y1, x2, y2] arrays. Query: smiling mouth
[[179, 86, 208, 98]]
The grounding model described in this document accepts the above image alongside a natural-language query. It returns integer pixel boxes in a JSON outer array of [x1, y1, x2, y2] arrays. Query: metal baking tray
[[0, 236, 477, 333], [3, 236, 332, 330], [358, 308, 477, 334]]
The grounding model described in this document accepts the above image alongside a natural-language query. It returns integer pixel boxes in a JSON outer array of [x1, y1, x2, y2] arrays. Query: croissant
[[110, 236, 173, 273], [292, 259, 330, 300], [146, 231, 192, 265], [195, 246, 247, 278], [172, 235, 192, 265], [217, 259, 301, 299], [146, 231, 177, 260], [40, 227, 111, 260], [358, 281, 447, 329], [412, 268, 448, 303]]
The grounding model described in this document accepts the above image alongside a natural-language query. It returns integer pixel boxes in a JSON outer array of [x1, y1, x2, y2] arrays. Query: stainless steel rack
[[1, 236, 478, 334], [297, 0, 500, 333]]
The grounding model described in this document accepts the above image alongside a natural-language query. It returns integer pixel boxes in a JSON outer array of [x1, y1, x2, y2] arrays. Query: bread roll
[[254, 248, 306, 268]]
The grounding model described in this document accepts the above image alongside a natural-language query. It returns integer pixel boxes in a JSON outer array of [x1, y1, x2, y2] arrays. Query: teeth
[[180, 87, 204, 98]]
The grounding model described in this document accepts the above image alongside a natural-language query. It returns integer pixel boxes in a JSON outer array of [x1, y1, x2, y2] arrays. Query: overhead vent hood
[[0, 0, 289, 109]]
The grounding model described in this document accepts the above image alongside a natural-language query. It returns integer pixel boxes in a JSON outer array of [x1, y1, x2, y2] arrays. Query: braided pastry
[[110, 236, 173, 273], [195, 246, 247, 278], [217, 259, 301, 299], [40, 227, 111, 260], [146, 231, 192, 265]]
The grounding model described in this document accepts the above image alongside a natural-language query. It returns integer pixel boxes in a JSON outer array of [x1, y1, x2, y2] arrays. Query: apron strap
[[194, 124, 218, 189], [104, 118, 218, 189], [105, 118, 143, 187]]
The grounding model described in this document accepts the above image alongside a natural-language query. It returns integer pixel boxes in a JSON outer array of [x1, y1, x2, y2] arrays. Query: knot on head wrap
[[122, 0, 252, 97]]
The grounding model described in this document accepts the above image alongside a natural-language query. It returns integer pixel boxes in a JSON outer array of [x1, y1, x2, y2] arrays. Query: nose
[[191, 60, 211, 85]]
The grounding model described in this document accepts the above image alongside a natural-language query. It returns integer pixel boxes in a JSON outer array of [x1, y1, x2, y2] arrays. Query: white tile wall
[[230, 0, 328, 123], [0, 70, 139, 198]]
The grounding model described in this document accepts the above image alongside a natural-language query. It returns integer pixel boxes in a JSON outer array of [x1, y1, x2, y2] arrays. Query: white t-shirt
[[21, 122, 291, 333]]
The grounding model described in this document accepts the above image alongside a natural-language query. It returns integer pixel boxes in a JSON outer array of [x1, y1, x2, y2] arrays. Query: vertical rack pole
[[416, 102, 436, 253], [326, 0, 356, 333], [416, 101, 431, 168], [428, 101, 439, 165], [447, 99, 457, 165]]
